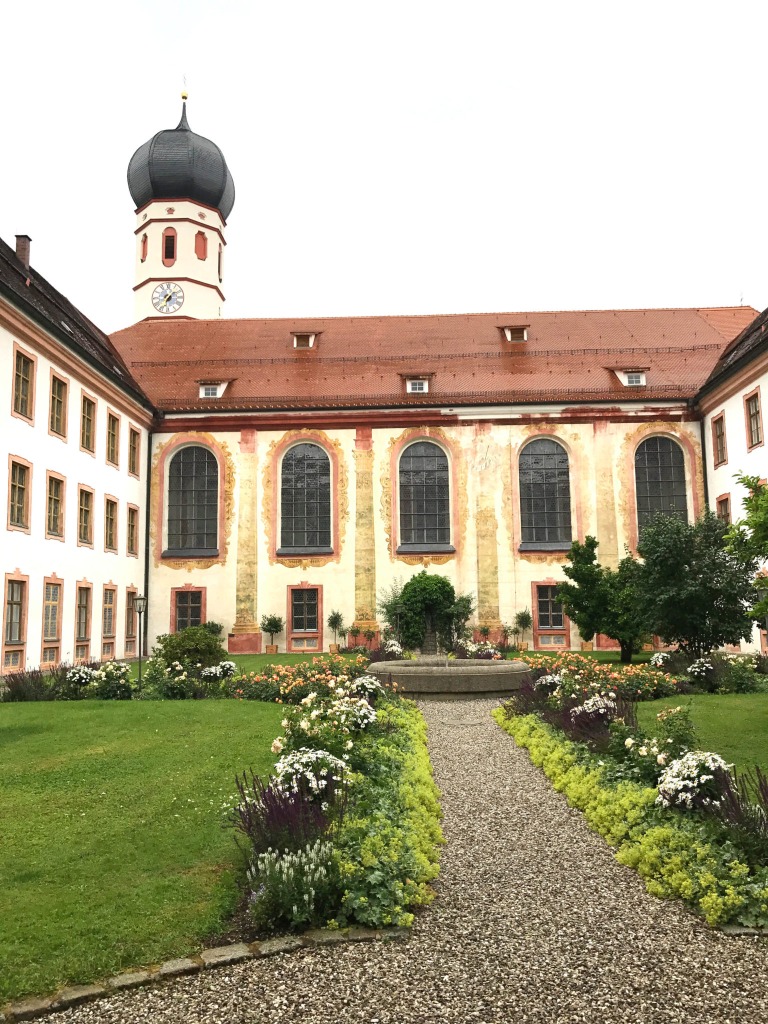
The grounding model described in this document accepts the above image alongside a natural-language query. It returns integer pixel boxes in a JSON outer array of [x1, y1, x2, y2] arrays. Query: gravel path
[[53, 697, 768, 1024]]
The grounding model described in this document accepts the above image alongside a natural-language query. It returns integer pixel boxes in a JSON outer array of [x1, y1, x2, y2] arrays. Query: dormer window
[[614, 369, 647, 387], [406, 378, 429, 394], [198, 382, 229, 399], [293, 333, 316, 349], [500, 325, 529, 342]]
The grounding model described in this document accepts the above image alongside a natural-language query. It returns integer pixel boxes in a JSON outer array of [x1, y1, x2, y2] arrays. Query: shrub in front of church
[[226, 653, 371, 703], [151, 626, 225, 670], [523, 652, 681, 702]]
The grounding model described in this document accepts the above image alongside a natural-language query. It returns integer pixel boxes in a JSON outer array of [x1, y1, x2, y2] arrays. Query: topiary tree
[[260, 614, 285, 646], [513, 608, 533, 647], [326, 610, 345, 646], [152, 626, 224, 669], [398, 571, 474, 652]]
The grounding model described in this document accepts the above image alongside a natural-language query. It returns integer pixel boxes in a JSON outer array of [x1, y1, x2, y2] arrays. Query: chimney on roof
[[15, 235, 31, 270]]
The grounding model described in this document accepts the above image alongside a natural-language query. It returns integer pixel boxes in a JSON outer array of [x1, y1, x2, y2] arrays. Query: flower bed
[[493, 710, 768, 927], [523, 651, 682, 702], [229, 676, 442, 931], [225, 654, 373, 704]]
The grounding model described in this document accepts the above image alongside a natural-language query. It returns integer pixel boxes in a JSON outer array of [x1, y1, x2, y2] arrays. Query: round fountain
[[366, 654, 531, 696]]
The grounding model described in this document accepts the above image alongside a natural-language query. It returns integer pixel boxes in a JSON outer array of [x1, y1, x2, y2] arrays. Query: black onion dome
[[127, 99, 235, 219]]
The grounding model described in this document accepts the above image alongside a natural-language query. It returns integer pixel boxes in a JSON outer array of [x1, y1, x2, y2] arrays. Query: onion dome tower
[[128, 94, 235, 320]]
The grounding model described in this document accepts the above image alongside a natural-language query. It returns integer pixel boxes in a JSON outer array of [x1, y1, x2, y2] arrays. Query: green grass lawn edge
[[492, 708, 768, 929]]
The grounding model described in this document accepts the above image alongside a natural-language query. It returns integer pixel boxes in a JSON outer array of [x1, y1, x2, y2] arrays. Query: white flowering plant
[[650, 652, 670, 668], [345, 674, 386, 700], [93, 661, 133, 700], [454, 637, 501, 660], [276, 691, 377, 760], [656, 751, 733, 809], [247, 838, 341, 929], [272, 747, 349, 804], [382, 637, 404, 659], [201, 660, 237, 680]]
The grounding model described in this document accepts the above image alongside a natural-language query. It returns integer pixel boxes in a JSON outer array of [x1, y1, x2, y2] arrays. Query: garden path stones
[[32, 698, 768, 1023]]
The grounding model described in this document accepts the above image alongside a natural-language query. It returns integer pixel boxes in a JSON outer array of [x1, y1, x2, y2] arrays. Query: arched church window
[[162, 227, 177, 267], [398, 441, 452, 550], [195, 231, 208, 260], [635, 436, 688, 531], [279, 443, 331, 553], [166, 446, 219, 556], [518, 438, 572, 548]]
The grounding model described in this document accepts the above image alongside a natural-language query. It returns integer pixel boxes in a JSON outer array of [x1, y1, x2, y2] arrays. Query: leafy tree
[[260, 614, 285, 646], [326, 610, 345, 645], [637, 510, 757, 657], [514, 608, 533, 646], [727, 474, 768, 625], [397, 572, 475, 651], [557, 537, 648, 663]]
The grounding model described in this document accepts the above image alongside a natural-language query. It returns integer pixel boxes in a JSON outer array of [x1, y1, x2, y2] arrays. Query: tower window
[[218, 244, 223, 282], [140, 234, 148, 262], [162, 227, 177, 267], [195, 231, 208, 260]]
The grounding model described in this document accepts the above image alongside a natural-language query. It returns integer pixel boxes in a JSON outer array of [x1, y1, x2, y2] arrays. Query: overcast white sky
[[2, 0, 766, 334]]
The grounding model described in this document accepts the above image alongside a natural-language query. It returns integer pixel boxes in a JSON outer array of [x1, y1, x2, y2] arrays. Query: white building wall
[[1, 317, 151, 671]]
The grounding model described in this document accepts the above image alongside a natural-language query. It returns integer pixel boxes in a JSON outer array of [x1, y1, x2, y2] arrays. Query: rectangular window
[[76, 586, 91, 643], [4, 579, 25, 644], [125, 591, 137, 639], [746, 392, 763, 449], [625, 372, 644, 386], [712, 414, 727, 466], [102, 587, 116, 638], [47, 474, 64, 538], [291, 588, 318, 632], [78, 487, 93, 545], [716, 495, 731, 523], [175, 590, 203, 631], [107, 413, 120, 466], [50, 375, 68, 437], [128, 428, 140, 476], [202, 384, 219, 398], [43, 582, 62, 642], [537, 586, 564, 629], [127, 506, 138, 555], [14, 351, 34, 420], [81, 396, 96, 452], [105, 498, 117, 551], [406, 379, 428, 394], [9, 461, 30, 529]]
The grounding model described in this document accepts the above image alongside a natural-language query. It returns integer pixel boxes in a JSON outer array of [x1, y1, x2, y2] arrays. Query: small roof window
[[613, 369, 647, 387], [406, 378, 429, 394], [499, 325, 529, 343], [293, 332, 317, 349], [198, 381, 229, 399]]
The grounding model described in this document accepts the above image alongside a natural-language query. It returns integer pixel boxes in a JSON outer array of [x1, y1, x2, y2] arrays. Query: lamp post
[[393, 603, 404, 644], [134, 595, 147, 691]]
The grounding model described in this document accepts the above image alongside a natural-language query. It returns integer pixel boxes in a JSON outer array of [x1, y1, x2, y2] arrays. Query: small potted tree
[[514, 608, 533, 651], [348, 624, 361, 649], [363, 627, 376, 650], [327, 610, 345, 654], [260, 613, 284, 655]]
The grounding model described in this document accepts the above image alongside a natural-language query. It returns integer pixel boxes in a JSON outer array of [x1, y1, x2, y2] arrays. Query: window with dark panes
[[76, 587, 91, 642], [398, 441, 451, 547], [47, 476, 63, 536], [292, 588, 318, 632], [43, 582, 61, 641], [126, 592, 137, 639], [105, 499, 117, 550], [634, 437, 688, 531], [519, 438, 572, 547], [107, 414, 120, 465], [127, 507, 138, 554], [81, 396, 95, 451], [129, 429, 140, 475], [10, 462, 29, 528], [14, 352, 33, 419], [713, 416, 727, 465], [102, 588, 116, 638], [746, 394, 763, 448], [78, 489, 93, 544], [166, 446, 219, 554], [5, 580, 25, 643], [50, 376, 67, 436], [279, 444, 331, 552], [537, 585, 564, 629], [717, 496, 731, 523], [175, 590, 202, 631]]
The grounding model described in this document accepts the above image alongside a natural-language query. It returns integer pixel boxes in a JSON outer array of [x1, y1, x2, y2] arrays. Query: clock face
[[152, 282, 185, 314]]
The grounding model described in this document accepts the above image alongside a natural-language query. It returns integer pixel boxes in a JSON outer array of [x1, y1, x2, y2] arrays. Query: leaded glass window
[[634, 436, 688, 531], [398, 441, 451, 548], [292, 588, 318, 632], [167, 446, 219, 554], [519, 439, 571, 547], [279, 444, 331, 552]]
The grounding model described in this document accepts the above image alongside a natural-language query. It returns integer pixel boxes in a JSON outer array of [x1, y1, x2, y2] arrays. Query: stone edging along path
[[0, 927, 409, 1023]]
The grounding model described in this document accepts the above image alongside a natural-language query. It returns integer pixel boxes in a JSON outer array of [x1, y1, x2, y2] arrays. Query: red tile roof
[[110, 306, 757, 413]]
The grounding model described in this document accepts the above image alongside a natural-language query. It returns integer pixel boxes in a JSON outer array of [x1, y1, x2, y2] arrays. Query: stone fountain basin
[[367, 656, 531, 695]]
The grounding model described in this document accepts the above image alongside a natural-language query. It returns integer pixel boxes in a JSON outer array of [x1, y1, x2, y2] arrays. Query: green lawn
[[0, 700, 283, 1003], [636, 692, 768, 775]]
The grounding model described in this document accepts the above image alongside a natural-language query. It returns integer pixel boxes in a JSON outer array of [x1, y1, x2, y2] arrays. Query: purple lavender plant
[[700, 765, 768, 869], [227, 770, 332, 856]]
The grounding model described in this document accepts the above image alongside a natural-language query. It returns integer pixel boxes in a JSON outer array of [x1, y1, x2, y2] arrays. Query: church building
[[2, 96, 766, 669]]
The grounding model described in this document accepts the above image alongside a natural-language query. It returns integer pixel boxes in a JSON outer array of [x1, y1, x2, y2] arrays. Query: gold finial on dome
[[181, 90, 188, 100]]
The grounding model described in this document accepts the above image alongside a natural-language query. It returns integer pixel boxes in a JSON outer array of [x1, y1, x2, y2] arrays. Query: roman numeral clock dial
[[151, 282, 185, 314]]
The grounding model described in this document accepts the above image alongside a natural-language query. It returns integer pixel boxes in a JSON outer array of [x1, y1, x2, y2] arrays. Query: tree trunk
[[619, 640, 633, 664]]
